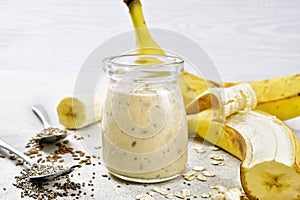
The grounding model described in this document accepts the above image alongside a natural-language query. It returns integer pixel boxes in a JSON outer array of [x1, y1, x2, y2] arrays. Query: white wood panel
[[0, 0, 299, 80]]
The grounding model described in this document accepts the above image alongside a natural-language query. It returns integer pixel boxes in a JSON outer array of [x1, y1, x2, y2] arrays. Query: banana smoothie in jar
[[101, 54, 188, 183]]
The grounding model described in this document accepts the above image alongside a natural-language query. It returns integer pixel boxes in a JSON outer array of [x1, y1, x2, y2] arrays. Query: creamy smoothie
[[102, 82, 188, 182]]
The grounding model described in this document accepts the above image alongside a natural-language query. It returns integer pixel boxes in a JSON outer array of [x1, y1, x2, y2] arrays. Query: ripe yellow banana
[[124, 0, 166, 66], [225, 74, 300, 103], [124, 0, 166, 56], [188, 84, 300, 199], [182, 71, 300, 120], [56, 96, 103, 129], [255, 95, 300, 120]]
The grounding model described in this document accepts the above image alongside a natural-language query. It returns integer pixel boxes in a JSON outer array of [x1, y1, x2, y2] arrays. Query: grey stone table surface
[[0, 70, 242, 200], [0, 70, 299, 200]]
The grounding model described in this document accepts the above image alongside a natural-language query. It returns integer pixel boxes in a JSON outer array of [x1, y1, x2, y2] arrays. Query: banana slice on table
[[56, 96, 103, 129]]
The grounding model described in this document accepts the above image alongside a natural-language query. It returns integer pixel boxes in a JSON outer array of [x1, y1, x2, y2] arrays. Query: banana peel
[[187, 89, 300, 199], [178, 71, 222, 106], [232, 111, 300, 200], [187, 110, 245, 160]]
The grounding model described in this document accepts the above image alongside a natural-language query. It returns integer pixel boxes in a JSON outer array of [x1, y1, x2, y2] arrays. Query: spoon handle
[[0, 139, 34, 166], [32, 104, 52, 129]]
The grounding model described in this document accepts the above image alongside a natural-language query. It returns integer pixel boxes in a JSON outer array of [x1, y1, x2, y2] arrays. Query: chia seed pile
[[27, 164, 68, 177], [13, 164, 82, 199], [7, 129, 101, 199]]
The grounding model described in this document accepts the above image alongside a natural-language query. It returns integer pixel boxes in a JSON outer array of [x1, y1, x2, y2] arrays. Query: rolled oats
[[203, 170, 216, 177]]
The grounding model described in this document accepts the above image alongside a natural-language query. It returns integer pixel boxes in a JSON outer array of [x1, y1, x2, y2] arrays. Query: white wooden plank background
[[0, 0, 299, 79]]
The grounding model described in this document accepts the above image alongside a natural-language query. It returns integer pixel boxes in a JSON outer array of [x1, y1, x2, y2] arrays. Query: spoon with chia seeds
[[0, 139, 80, 181], [32, 104, 68, 144]]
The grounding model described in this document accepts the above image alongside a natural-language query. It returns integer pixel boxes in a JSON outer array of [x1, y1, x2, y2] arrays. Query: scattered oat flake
[[211, 160, 223, 165], [183, 170, 198, 181], [183, 175, 196, 181], [205, 186, 248, 200], [183, 170, 197, 177], [174, 192, 186, 199], [209, 146, 219, 151], [197, 174, 207, 181], [201, 193, 210, 198], [181, 189, 191, 196], [203, 171, 216, 177], [136, 194, 155, 200], [192, 166, 205, 172], [165, 194, 173, 199], [192, 145, 206, 153], [152, 187, 169, 195], [209, 154, 224, 161]]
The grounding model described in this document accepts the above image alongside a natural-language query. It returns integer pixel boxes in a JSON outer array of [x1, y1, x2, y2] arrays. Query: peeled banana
[[186, 83, 257, 116], [181, 71, 300, 120], [56, 96, 103, 129], [187, 84, 300, 199]]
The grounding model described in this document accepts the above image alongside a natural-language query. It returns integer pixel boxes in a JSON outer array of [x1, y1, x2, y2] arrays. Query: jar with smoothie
[[101, 54, 188, 183]]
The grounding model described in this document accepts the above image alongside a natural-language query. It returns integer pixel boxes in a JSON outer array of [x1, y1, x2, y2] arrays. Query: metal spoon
[[0, 139, 80, 181], [32, 104, 68, 144]]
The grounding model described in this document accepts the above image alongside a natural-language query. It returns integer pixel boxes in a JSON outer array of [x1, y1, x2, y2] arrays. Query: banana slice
[[56, 96, 103, 129], [228, 111, 300, 200]]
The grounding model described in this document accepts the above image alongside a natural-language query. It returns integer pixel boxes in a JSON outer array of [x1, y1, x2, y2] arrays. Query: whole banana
[[180, 71, 300, 120]]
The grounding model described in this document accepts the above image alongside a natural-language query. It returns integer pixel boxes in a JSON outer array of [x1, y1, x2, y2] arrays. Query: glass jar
[[101, 54, 188, 183]]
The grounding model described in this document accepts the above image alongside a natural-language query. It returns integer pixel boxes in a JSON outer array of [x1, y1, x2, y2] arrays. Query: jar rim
[[103, 54, 184, 82], [103, 54, 184, 68]]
